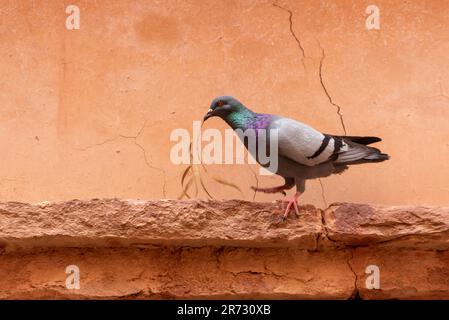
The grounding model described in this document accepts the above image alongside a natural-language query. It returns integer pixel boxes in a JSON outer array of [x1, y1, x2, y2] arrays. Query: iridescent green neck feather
[[224, 105, 256, 130]]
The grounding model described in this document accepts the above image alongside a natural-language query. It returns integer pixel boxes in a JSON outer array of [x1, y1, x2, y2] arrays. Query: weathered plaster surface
[[0, 1, 448, 207]]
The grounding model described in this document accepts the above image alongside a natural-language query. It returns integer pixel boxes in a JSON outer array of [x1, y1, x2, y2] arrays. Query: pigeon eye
[[216, 101, 224, 107]]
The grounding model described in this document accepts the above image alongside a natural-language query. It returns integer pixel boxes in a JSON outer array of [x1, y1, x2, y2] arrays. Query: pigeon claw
[[281, 192, 301, 220]]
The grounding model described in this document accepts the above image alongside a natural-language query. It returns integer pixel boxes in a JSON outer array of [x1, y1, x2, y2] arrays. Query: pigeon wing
[[269, 117, 344, 166], [270, 117, 388, 166]]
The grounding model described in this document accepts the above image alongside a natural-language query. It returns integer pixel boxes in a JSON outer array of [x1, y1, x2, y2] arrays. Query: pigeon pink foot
[[282, 192, 301, 220]]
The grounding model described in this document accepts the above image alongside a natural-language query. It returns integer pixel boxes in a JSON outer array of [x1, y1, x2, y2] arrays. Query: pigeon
[[203, 96, 390, 219]]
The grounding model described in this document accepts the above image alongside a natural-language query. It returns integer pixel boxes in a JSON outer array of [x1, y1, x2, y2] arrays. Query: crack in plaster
[[318, 45, 348, 135], [318, 179, 328, 208], [272, 3, 306, 58], [272, 3, 306, 71], [246, 164, 260, 201], [74, 120, 167, 197], [346, 249, 360, 299], [319, 207, 337, 244]]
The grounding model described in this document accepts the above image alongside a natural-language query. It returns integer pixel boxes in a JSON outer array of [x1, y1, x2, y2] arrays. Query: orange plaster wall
[[0, 0, 448, 207]]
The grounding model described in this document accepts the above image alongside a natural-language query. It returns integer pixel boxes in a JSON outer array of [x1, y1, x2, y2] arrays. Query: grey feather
[[264, 116, 389, 194]]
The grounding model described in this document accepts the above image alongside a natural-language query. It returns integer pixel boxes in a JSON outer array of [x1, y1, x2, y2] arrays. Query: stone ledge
[[324, 202, 449, 249], [0, 199, 324, 251], [0, 199, 448, 251]]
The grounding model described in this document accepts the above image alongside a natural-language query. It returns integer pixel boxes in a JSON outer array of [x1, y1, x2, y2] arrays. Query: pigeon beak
[[203, 108, 214, 122]]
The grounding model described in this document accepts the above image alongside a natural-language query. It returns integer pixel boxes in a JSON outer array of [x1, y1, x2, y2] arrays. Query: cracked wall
[[0, 0, 448, 207], [0, 247, 356, 299]]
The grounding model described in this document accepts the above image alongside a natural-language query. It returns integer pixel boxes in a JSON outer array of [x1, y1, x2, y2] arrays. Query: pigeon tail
[[364, 151, 390, 162], [334, 142, 390, 165], [331, 135, 382, 146]]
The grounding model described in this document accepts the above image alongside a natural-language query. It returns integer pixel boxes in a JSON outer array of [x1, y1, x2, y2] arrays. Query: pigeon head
[[203, 96, 246, 122]]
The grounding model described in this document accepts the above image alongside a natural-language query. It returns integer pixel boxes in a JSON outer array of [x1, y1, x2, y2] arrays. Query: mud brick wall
[[0, 199, 448, 299]]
